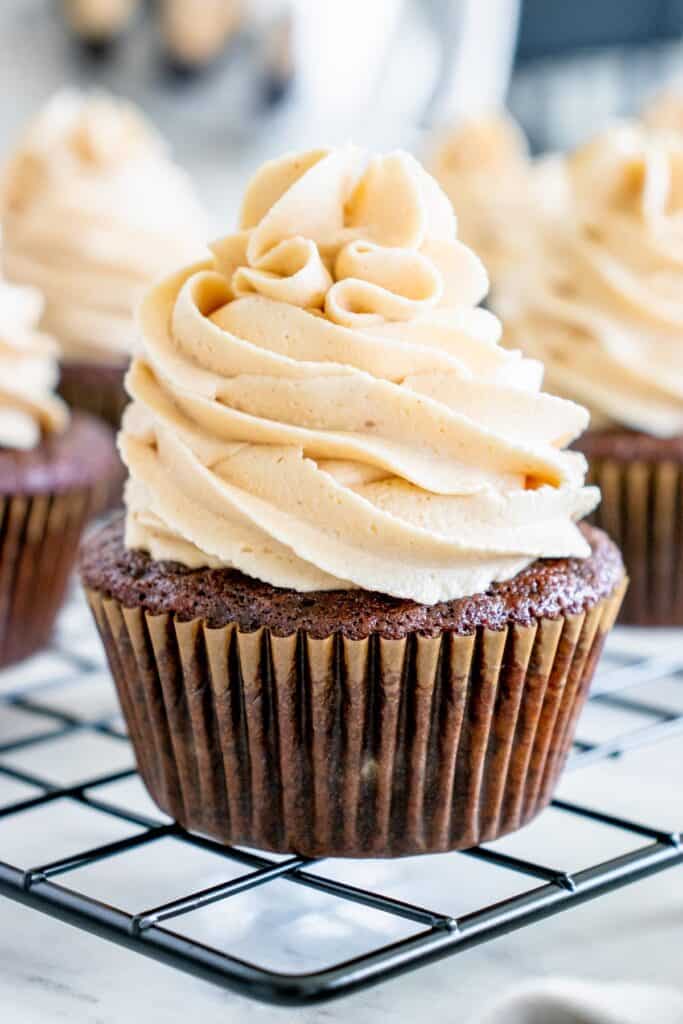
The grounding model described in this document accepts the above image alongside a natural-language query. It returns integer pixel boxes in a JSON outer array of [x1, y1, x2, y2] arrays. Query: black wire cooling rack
[[0, 591, 681, 1008]]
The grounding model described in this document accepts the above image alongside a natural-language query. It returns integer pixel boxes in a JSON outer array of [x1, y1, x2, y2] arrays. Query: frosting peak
[[122, 146, 598, 604], [497, 123, 683, 438], [2, 90, 208, 365], [212, 148, 487, 328], [570, 123, 683, 223], [0, 279, 68, 450], [428, 113, 545, 283]]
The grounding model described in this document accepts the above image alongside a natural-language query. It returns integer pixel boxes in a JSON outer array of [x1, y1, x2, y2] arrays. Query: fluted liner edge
[[587, 456, 682, 626], [0, 489, 94, 667], [86, 578, 626, 857]]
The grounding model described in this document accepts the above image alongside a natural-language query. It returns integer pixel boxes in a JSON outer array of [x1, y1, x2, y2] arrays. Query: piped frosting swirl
[[2, 90, 208, 365], [0, 279, 68, 450], [497, 123, 683, 438], [429, 113, 543, 284], [122, 146, 598, 603]]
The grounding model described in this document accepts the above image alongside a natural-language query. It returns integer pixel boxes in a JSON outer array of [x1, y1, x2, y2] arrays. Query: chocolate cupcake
[[82, 146, 626, 857], [57, 360, 129, 433], [0, 278, 117, 667], [495, 123, 683, 626], [1, 89, 209, 430]]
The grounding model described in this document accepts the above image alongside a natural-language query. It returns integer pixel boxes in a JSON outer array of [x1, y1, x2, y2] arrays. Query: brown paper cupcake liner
[[0, 489, 96, 668], [86, 577, 626, 857], [587, 457, 682, 626]]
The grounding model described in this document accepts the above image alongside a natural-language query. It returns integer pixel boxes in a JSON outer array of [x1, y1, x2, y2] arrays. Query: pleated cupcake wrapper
[[0, 489, 97, 668], [587, 456, 683, 626], [58, 364, 128, 430], [87, 579, 625, 857]]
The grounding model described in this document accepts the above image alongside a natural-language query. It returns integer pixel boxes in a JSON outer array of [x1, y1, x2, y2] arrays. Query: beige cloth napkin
[[475, 978, 683, 1023]]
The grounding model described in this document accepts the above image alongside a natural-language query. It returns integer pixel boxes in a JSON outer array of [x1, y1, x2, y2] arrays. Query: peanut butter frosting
[[429, 113, 545, 284], [2, 90, 208, 366], [121, 146, 598, 603], [497, 123, 683, 438], [642, 88, 683, 137], [63, 0, 139, 40], [0, 279, 68, 450]]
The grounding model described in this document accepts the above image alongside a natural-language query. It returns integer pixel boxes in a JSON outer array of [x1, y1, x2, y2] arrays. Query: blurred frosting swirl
[[429, 112, 557, 285], [497, 123, 683, 438], [642, 89, 683, 137], [0, 279, 68, 450], [2, 90, 208, 366], [122, 146, 597, 603]]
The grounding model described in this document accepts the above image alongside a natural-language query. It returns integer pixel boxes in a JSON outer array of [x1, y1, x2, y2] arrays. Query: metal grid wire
[[0, 590, 682, 1008]]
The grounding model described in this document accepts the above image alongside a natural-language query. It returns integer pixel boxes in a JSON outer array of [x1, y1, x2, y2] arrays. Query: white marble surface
[[0, 592, 682, 1024]]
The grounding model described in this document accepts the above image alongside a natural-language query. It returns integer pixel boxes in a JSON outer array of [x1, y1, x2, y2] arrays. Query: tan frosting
[[2, 90, 208, 366], [122, 146, 598, 603], [0, 279, 68, 450], [497, 123, 683, 439], [63, 0, 139, 39], [429, 113, 544, 284], [642, 89, 683, 137], [160, 0, 243, 65]]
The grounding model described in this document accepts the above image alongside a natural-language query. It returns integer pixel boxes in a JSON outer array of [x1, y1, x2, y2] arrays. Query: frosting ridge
[[122, 146, 598, 603], [429, 113, 549, 284], [0, 279, 68, 450], [497, 123, 683, 438], [2, 90, 208, 365]]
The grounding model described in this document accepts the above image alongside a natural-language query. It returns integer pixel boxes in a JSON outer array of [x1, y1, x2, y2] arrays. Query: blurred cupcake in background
[[0, 276, 117, 667], [642, 86, 683, 136], [1, 90, 209, 430], [160, 0, 244, 76], [496, 122, 683, 626], [62, 0, 141, 54], [428, 111, 566, 289]]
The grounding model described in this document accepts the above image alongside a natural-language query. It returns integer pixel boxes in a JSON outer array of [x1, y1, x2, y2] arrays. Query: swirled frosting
[[1, 90, 208, 366], [497, 123, 683, 438], [0, 279, 68, 450], [121, 146, 598, 603], [429, 113, 547, 284]]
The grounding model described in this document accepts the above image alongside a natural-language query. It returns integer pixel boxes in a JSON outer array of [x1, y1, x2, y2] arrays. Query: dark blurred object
[[60, 0, 247, 78], [260, 10, 293, 108], [518, 0, 683, 61], [62, 0, 142, 55]]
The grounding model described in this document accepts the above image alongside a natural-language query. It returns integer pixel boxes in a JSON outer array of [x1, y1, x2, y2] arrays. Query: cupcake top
[[497, 123, 683, 438], [0, 278, 68, 450], [429, 112, 547, 284], [1, 90, 208, 366], [121, 146, 598, 604]]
